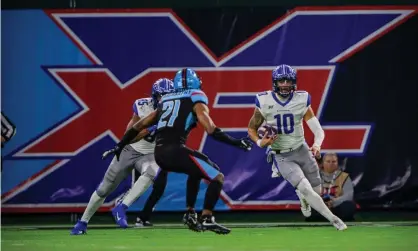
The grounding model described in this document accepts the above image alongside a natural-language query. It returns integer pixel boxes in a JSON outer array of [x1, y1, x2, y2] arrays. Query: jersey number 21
[[157, 100, 181, 129]]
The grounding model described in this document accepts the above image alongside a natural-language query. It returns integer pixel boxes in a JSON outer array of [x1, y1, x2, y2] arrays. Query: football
[[257, 125, 278, 138]]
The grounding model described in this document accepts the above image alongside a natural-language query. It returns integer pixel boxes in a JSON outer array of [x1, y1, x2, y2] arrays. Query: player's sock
[[187, 176, 201, 208], [141, 172, 167, 220], [296, 178, 335, 222], [122, 175, 153, 207], [80, 191, 106, 223], [203, 180, 223, 212]]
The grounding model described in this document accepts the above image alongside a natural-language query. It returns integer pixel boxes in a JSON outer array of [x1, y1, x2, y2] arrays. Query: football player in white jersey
[[247, 65, 347, 230], [70, 78, 174, 235]]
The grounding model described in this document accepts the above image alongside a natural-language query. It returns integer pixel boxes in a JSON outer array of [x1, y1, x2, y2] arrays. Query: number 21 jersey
[[156, 89, 208, 145]]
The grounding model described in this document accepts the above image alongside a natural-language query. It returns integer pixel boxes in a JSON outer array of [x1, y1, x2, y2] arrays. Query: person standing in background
[[307, 153, 356, 221]]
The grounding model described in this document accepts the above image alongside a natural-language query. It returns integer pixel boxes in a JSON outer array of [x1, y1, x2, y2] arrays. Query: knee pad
[[95, 186, 108, 198], [95, 177, 116, 198]]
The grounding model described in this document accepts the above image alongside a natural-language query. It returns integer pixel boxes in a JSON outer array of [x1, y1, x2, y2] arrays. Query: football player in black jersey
[[103, 68, 252, 234]]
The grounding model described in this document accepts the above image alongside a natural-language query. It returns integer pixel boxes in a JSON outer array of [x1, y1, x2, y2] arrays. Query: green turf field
[[2, 223, 418, 251]]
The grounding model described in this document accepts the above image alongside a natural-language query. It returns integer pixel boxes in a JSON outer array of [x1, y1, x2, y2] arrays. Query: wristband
[[257, 139, 262, 147]]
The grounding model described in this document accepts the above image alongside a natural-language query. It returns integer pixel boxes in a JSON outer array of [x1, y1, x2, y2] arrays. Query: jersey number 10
[[274, 113, 295, 134], [157, 100, 181, 129]]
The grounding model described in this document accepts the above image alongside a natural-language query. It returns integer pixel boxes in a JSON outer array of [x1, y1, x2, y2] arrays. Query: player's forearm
[[306, 117, 325, 147], [247, 108, 264, 143], [130, 128, 152, 143], [126, 118, 138, 132], [117, 127, 140, 149], [118, 112, 157, 148], [209, 128, 241, 146], [196, 111, 216, 134], [247, 128, 259, 143]]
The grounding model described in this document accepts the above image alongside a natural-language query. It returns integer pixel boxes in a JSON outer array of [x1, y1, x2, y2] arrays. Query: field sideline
[[2, 222, 418, 251]]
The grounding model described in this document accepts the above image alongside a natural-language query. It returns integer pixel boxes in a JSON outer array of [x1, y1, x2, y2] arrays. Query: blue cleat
[[70, 220, 87, 235], [112, 203, 129, 228]]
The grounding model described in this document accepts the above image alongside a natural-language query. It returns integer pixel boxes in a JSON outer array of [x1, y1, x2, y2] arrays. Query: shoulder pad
[[255, 91, 271, 108], [133, 98, 152, 116], [190, 90, 208, 105], [256, 91, 270, 97], [294, 91, 311, 107]]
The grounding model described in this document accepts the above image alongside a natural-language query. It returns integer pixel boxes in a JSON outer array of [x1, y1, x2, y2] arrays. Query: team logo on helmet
[[152, 78, 174, 107]]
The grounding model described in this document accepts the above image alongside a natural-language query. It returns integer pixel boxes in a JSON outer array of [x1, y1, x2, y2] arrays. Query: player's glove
[[102, 145, 123, 161], [102, 127, 139, 161], [237, 137, 253, 151]]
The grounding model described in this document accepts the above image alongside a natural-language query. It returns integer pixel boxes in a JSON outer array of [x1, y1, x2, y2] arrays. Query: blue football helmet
[[272, 64, 297, 97], [151, 78, 174, 107], [173, 68, 202, 91]]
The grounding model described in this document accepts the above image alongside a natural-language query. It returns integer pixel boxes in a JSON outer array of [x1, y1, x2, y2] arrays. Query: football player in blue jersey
[[103, 68, 252, 234]]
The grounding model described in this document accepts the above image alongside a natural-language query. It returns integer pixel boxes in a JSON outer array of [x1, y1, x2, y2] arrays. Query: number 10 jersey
[[256, 90, 311, 151]]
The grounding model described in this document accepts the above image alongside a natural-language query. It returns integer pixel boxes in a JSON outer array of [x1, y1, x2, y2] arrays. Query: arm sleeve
[[306, 116, 325, 148]]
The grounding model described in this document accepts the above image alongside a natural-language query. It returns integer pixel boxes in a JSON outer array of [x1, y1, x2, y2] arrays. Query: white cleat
[[332, 217, 348, 231], [295, 189, 311, 217]]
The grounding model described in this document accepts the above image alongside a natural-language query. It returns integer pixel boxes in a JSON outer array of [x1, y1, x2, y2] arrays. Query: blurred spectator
[[307, 152, 356, 221]]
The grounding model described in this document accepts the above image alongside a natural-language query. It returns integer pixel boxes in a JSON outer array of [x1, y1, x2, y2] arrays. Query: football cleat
[[332, 217, 348, 231], [183, 210, 202, 232], [70, 220, 87, 235], [111, 204, 129, 228], [200, 215, 231, 235], [135, 217, 153, 227]]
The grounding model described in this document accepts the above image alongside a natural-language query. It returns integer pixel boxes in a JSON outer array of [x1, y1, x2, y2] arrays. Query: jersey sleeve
[[296, 91, 311, 115], [306, 93, 311, 107], [133, 98, 150, 117], [255, 91, 269, 117], [255, 96, 261, 109], [190, 90, 209, 105]]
